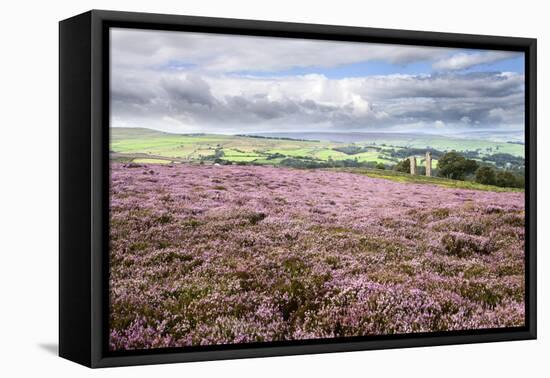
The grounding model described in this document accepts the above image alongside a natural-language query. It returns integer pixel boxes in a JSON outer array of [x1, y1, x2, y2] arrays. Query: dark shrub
[[438, 152, 478, 180], [393, 158, 410, 173], [495, 171, 523, 188], [332, 145, 371, 155], [246, 212, 267, 225], [475, 166, 497, 185], [124, 162, 144, 168], [441, 232, 494, 257]]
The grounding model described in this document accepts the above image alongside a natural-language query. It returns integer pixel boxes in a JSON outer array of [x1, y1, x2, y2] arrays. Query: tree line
[[394, 151, 524, 188]]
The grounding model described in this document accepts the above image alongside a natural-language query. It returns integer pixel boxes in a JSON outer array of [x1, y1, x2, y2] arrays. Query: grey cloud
[[359, 72, 523, 101], [111, 28, 523, 79], [108, 25, 526, 135], [112, 89, 150, 105], [225, 95, 302, 120], [111, 28, 467, 73], [110, 67, 524, 134], [162, 75, 216, 107]]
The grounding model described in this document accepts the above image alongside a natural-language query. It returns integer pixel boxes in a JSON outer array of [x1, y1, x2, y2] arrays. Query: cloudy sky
[[110, 28, 525, 136]]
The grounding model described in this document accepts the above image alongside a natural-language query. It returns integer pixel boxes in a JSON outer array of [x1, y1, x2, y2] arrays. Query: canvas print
[[108, 28, 526, 351]]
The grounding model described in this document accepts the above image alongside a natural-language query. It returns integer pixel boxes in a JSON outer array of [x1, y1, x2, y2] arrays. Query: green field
[[110, 127, 523, 172], [350, 134, 523, 156], [331, 167, 522, 192]]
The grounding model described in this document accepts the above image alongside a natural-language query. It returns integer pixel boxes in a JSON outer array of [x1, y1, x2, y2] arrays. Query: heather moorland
[[109, 163, 525, 350]]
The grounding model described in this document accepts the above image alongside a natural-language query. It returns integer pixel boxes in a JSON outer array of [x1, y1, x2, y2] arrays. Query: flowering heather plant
[[109, 163, 525, 351]]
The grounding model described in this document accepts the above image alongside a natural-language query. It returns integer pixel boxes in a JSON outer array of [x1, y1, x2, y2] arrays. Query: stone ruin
[[409, 152, 432, 177], [410, 156, 417, 175], [425, 152, 432, 177]]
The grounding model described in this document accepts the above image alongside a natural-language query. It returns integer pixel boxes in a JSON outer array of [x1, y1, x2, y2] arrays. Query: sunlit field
[[110, 128, 524, 167]]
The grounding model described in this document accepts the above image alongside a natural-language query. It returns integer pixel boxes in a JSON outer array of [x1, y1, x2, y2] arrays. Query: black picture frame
[[59, 9, 537, 368]]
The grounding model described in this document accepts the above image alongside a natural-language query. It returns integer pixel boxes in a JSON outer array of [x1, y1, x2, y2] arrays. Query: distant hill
[[110, 127, 524, 159], [111, 127, 170, 141], [246, 131, 450, 143], [444, 129, 524, 144]]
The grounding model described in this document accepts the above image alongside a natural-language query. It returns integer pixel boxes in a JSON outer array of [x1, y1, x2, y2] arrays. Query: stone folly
[[426, 152, 432, 177], [409, 153, 432, 176], [409, 156, 417, 175]]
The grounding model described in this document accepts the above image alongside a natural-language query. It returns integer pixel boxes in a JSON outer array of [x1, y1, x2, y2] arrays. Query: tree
[[214, 148, 225, 159], [495, 171, 521, 188], [437, 152, 478, 180], [393, 158, 410, 173], [475, 166, 497, 185], [376, 162, 386, 170]]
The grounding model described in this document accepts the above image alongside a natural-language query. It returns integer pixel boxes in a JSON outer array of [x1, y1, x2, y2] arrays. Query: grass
[[133, 158, 173, 164], [110, 128, 523, 188], [310, 149, 394, 164], [112, 128, 524, 157], [268, 147, 320, 157], [222, 148, 264, 162], [331, 167, 523, 192], [360, 134, 524, 157]]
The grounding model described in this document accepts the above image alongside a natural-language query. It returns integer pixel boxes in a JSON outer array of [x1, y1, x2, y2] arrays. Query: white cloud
[[432, 51, 520, 71], [111, 68, 524, 133], [109, 28, 525, 134]]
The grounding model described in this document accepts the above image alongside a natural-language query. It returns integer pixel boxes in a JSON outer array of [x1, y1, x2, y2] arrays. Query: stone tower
[[409, 156, 417, 175]]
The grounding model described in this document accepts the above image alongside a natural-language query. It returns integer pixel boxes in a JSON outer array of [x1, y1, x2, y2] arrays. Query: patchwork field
[[109, 163, 525, 350], [110, 128, 525, 168]]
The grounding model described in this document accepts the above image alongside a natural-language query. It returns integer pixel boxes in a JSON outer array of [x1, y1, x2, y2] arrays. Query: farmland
[[109, 163, 525, 350], [111, 127, 525, 169]]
